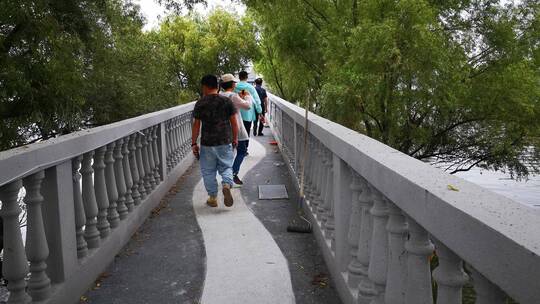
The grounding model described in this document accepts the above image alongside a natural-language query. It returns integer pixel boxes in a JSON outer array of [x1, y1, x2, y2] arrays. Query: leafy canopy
[[246, 0, 540, 178]]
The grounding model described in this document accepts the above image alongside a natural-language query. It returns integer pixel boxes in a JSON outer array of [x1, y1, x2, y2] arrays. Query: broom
[[286, 100, 313, 233]]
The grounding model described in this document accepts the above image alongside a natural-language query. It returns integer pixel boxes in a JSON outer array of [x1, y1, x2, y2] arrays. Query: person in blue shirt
[[234, 71, 262, 152], [253, 78, 268, 136]]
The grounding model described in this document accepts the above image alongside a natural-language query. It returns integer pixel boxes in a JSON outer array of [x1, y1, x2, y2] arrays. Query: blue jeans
[[233, 140, 248, 175], [200, 144, 234, 196]]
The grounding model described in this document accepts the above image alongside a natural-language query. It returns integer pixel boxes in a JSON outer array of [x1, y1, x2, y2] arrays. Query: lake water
[[453, 167, 540, 208]]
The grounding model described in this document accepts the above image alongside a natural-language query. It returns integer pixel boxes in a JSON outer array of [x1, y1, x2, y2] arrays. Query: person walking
[[192, 74, 239, 207], [220, 73, 252, 185], [253, 78, 268, 136], [234, 71, 262, 150]]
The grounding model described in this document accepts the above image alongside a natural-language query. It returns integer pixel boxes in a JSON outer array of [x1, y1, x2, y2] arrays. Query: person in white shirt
[[220, 74, 252, 185]]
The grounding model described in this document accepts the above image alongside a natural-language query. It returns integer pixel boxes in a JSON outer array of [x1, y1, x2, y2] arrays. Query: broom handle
[[299, 100, 309, 198]]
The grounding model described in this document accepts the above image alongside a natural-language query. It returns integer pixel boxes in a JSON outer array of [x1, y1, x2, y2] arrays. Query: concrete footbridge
[[0, 94, 538, 304]]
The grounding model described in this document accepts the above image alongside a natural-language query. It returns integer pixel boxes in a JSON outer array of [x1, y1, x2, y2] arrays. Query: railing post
[[71, 157, 88, 258], [332, 157, 352, 273], [385, 202, 408, 304], [41, 161, 78, 284], [93, 146, 111, 238], [105, 142, 120, 228], [432, 239, 468, 304], [81, 151, 100, 248], [23, 170, 53, 301], [405, 216, 434, 304], [346, 170, 363, 287], [159, 122, 168, 178], [0, 180, 31, 304], [367, 190, 389, 304]]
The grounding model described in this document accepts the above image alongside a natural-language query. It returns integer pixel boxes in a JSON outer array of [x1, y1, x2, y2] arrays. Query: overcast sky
[[133, 0, 246, 31]]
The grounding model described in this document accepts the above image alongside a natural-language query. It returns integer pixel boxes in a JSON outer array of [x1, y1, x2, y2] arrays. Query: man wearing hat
[[220, 73, 252, 185], [253, 77, 268, 136]]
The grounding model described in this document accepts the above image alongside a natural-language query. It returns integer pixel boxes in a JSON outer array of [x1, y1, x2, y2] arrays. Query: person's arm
[[229, 115, 238, 148], [191, 118, 201, 157], [233, 94, 251, 110], [249, 86, 262, 114]]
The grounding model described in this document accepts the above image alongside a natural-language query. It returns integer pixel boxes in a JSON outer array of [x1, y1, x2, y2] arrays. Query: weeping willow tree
[[245, 0, 540, 178]]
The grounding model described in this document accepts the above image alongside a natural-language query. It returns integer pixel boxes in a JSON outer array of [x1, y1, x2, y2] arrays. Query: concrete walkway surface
[[83, 134, 342, 304]]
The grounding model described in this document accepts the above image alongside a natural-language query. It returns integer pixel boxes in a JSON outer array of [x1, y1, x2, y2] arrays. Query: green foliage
[[0, 1, 258, 150], [157, 9, 260, 93], [247, 0, 540, 178]]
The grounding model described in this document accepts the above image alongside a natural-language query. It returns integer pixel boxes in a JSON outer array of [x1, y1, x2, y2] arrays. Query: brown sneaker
[[206, 196, 218, 207], [222, 184, 234, 207]]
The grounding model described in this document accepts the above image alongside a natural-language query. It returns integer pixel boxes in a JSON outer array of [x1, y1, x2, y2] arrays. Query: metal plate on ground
[[258, 185, 289, 200]]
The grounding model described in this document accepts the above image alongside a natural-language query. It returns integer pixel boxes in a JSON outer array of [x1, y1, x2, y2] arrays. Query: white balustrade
[[129, 133, 142, 206], [81, 151, 100, 248], [114, 138, 128, 220], [367, 190, 389, 304], [347, 171, 363, 288], [323, 149, 335, 242], [93, 146, 111, 238], [23, 171, 52, 300], [405, 217, 434, 304], [152, 126, 161, 183], [385, 201, 408, 304], [136, 132, 148, 199], [145, 128, 157, 189], [72, 157, 88, 258], [105, 142, 120, 228], [0, 180, 31, 304], [432, 239, 468, 304], [122, 138, 135, 212], [0, 103, 195, 304]]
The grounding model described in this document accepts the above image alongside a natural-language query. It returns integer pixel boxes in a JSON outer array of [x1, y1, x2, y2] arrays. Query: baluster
[[136, 132, 147, 200], [432, 239, 468, 304], [105, 142, 120, 228], [316, 144, 328, 219], [152, 126, 161, 183], [114, 139, 128, 220], [142, 129, 153, 194], [303, 136, 312, 200], [93, 146, 111, 238], [145, 128, 157, 189], [172, 117, 180, 163], [183, 115, 190, 158], [314, 140, 325, 214], [306, 136, 316, 210], [385, 202, 408, 304], [122, 137, 135, 212], [71, 157, 88, 258], [22, 172, 52, 300], [405, 217, 434, 304], [0, 180, 31, 304], [166, 120, 173, 171], [180, 115, 187, 158], [129, 134, 142, 206], [367, 191, 390, 304], [357, 182, 376, 303], [470, 267, 505, 304], [308, 139, 319, 210], [82, 152, 100, 248], [323, 149, 335, 241], [347, 171, 363, 288]]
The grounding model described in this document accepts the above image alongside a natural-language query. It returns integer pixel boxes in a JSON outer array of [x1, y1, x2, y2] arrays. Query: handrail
[[0, 103, 195, 187], [0, 102, 196, 304], [268, 92, 540, 304]]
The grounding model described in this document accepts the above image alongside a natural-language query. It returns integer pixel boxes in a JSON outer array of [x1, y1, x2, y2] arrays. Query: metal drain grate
[[258, 185, 289, 200]]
